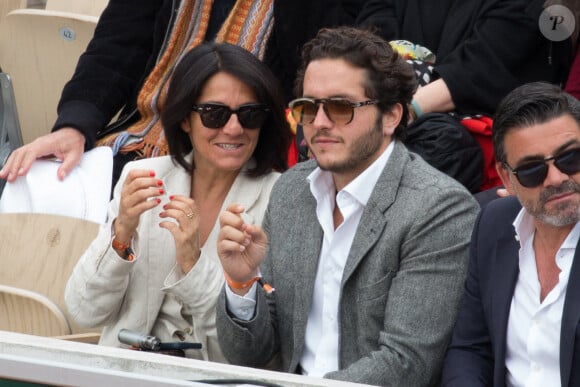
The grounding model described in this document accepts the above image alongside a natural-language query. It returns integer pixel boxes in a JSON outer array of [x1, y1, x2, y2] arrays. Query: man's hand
[[0, 127, 86, 182], [217, 203, 268, 295]]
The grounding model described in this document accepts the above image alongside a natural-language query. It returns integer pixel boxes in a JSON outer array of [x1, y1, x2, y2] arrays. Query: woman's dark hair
[[161, 43, 291, 177], [294, 26, 417, 140]]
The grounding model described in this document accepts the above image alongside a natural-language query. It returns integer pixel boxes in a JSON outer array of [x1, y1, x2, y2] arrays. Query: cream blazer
[[65, 155, 279, 362]]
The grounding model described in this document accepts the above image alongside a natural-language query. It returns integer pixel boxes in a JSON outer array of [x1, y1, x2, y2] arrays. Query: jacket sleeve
[[435, 0, 544, 113], [64, 170, 136, 327], [52, 0, 166, 149], [215, 204, 280, 367], [357, 0, 555, 114], [440, 208, 494, 386], [64, 228, 137, 327], [355, 0, 399, 40]]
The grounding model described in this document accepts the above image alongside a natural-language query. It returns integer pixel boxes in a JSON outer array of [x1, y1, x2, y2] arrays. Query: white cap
[[0, 146, 113, 224]]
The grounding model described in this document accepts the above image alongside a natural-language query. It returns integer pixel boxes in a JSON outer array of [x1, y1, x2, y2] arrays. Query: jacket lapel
[[560, 240, 580, 387], [341, 142, 403, 283], [491, 233, 519, 385]]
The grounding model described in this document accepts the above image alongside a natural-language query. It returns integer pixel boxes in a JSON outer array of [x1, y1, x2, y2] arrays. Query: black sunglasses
[[288, 97, 379, 125], [192, 103, 269, 129], [503, 148, 580, 188]]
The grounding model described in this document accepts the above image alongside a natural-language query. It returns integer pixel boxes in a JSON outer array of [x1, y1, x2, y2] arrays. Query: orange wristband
[[223, 271, 260, 289], [223, 271, 275, 294], [112, 237, 135, 262]]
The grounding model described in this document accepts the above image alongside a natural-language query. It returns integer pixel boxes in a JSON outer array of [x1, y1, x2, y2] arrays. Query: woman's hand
[[114, 169, 164, 246], [159, 194, 201, 274]]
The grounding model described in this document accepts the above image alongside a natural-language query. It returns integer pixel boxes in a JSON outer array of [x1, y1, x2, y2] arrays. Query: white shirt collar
[[307, 140, 395, 204], [513, 209, 535, 246], [513, 207, 580, 265]]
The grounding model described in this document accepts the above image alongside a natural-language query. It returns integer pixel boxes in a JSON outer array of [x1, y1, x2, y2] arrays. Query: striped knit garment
[[98, 0, 275, 158]]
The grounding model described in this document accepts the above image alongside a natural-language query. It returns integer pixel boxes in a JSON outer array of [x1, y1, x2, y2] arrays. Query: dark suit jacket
[[441, 196, 580, 386], [217, 142, 479, 386]]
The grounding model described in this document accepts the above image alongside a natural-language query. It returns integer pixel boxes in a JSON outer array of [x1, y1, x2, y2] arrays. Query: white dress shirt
[[505, 210, 580, 387], [226, 141, 394, 376]]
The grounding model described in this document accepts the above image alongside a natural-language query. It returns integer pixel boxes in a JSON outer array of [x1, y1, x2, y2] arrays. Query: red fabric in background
[[565, 46, 580, 100], [286, 108, 298, 168], [461, 116, 502, 191], [287, 136, 298, 167]]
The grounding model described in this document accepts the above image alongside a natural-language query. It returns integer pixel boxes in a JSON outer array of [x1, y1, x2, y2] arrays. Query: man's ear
[[496, 161, 517, 196], [382, 103, 403, 137]]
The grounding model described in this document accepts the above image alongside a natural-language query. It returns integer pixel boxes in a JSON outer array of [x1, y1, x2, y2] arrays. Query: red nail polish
[[149, 171, 156, 177], [169, 195, 175, 200], [163, 204, 168, 210], [159, 189, 164, 195], [156, 198, 161, 204], [157, 180, 163, 186]]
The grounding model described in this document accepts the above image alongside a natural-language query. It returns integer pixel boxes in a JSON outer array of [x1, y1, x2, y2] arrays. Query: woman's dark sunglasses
[[503, 148, 580, 188], [192, 103, 269, 129], [288, 97, 379, 125]]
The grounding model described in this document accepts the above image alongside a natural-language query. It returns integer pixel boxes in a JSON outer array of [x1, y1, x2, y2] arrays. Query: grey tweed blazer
[[217, 141, 479, 386]]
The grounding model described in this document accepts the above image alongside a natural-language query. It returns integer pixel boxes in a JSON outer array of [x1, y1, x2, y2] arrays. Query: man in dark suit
[[216, 27, 478, 386], [442, 82, 580, 386]]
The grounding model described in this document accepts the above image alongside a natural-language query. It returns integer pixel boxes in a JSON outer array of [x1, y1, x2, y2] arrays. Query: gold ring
[[186, 212, 194, 219]]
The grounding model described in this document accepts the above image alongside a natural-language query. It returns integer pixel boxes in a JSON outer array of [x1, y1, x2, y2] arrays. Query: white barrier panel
[[0, 353, 202, 387], [0, 331, 371, 387]]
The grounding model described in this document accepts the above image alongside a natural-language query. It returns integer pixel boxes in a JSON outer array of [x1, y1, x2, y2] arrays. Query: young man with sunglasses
[[442, 82, 580, 386], [215, 26, 479, 386]]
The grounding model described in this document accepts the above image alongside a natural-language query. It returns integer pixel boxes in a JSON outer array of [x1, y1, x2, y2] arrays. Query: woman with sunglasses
[[64, 43, 292, 361]]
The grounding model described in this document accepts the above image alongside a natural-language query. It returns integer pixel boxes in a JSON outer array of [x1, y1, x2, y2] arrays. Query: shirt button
[[184, 327, 192, 335]]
